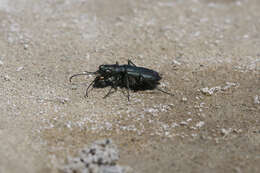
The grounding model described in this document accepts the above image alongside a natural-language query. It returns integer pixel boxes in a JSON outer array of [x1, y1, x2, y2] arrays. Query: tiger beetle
[[69, 60, 174, 101]]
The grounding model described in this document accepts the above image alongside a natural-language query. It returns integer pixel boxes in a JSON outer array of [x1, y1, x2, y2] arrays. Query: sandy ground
[[0, 0, 259, 172]]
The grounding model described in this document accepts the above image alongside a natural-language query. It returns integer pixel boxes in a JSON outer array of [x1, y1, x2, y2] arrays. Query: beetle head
[[99, 63, 120, 74], [98, 64, 113, 75]]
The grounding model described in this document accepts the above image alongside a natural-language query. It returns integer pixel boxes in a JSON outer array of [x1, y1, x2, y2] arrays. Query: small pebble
[[221, 128, 232, 136], [200, 87, 214, 96], [254, 95, 260, 104], [182, 97, 187, 102], [16, 66, 24, 72], [180, 121, 188, 126], [24, 44, 29, 49], [196, 121, 205, 128], [4, 75, 10, 81], [172, 59, 181, 65]]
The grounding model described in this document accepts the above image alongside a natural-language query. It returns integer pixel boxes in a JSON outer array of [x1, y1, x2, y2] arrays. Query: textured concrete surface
[[0, 0, 259, 172]]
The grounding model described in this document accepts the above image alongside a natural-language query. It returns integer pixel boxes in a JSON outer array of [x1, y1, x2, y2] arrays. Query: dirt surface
[[0, 0, 259, 172]]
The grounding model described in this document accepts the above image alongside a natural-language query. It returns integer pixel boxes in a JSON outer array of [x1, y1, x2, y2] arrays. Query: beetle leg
[[155, 87, 174, 96], [124, 73, 130, 101], [145, 79, 174, 96], [103, 86, 115, 98], [128, 59, 136, 66], [85, 77, 99, 97], [103, 76, 120, 98], [139, 75, 174, 96], [103, 85, 118, 98]]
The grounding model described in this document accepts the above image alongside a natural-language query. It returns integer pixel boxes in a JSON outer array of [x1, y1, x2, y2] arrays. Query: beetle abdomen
[[126, 66, 161, 81]]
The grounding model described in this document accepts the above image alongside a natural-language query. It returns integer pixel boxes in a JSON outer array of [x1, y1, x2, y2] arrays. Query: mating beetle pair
[[69, 60, 174, 100]]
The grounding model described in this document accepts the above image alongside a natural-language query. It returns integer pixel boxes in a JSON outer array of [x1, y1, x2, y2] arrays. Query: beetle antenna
[[156, 87, 174, 96], [69, 71, 97, 82]]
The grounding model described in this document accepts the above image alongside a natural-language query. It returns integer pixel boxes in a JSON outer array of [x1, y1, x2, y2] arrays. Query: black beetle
[[69, 60, 174, 100]]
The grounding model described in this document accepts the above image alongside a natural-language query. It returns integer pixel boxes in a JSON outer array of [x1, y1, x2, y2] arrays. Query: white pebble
[[191, 133, 197, 137], [171, 122, 178, 128], [222, 82, 237, 91], [193, 31, 200, 37], [172, 59, 181, 65], [24, 44, 29, 49], [236, 1, 242, 6], [16, 66, 24, 71], [221, 128, 232, 136], [182, 97, 188, 102], [180, 121, 188, 126], [4, 75, 10, 81], [254, 95, 260, 104], [200, 87, 214, 96], [187, 118, 192, 122], [243, 34, 249, 39], [165, 131, 170, 136], [196, 121, 205, 128], [201, 86, 221, 96]]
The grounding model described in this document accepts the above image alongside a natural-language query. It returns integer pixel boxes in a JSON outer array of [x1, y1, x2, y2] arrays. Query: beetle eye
[[99, 65, 104, 69]]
